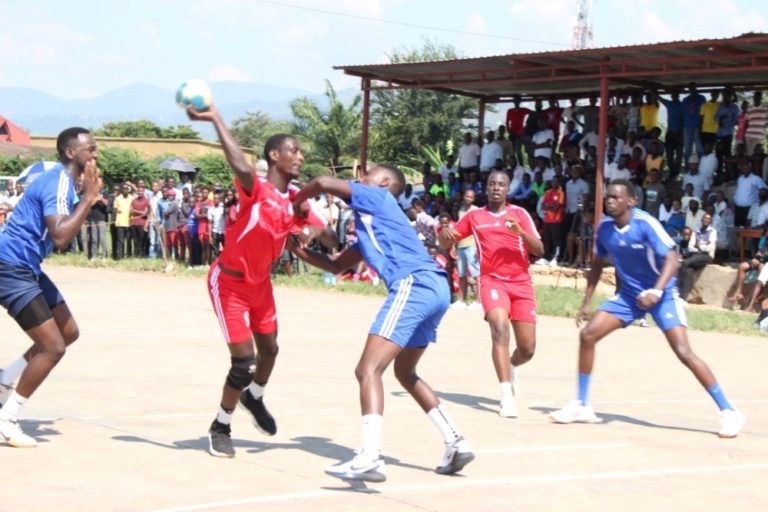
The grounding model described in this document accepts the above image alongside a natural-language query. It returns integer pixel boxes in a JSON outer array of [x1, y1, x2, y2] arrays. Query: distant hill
[[0, 82, 360, 140]]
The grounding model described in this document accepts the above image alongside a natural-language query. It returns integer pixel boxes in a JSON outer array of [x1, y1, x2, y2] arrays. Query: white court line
[[474, 442, 632, 454], [148, 463, 768, 512]]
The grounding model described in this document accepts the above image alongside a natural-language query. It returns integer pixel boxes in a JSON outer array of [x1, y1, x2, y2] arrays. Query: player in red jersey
[[439, 170, 543, 418], [187, 106, 334, 458]]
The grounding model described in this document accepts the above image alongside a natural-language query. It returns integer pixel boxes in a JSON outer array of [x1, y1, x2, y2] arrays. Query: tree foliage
[[369, 40, 479, 168], [290, 80, 361, 168], [229, 111, 292, 155], [93, 120, 201, 140]]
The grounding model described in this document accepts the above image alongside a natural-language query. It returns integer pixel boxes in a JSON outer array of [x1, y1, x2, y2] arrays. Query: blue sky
[[1, 0, 766, 99]]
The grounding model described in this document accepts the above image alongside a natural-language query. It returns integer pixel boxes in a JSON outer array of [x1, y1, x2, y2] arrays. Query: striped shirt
[[745, 104, 768, 139]]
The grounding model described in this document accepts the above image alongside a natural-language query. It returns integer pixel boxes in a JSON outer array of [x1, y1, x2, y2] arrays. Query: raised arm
[[186, 106, 256, 194]]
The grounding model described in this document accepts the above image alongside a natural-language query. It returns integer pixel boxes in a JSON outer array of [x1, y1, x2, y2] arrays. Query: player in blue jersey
[[0, 127, 103, 447], [288, 164, 474, 482], [550, 180, 745, 438]]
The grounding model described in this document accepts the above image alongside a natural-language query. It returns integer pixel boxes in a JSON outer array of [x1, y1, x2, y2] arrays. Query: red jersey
[[543, 106, 563, 134], [506, 108, 532, 136], [453, 204, 539, 282], [219, 176, 323, 284], [542, 188, 564, 224]]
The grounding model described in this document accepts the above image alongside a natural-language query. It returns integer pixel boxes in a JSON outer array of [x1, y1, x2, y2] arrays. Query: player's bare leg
[[486, 308, 517, 417]]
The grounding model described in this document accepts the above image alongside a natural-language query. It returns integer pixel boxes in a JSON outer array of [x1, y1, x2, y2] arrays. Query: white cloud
[[206, 64, 253, 82]]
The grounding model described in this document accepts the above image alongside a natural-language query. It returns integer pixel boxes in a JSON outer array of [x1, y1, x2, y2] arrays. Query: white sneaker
[[449, 301, 466, 310], [436, 437, 475, 475], [549, 400, 600, 424], [510, 366, 520, 398], [637, 318, 650, 328], [0, 417, 37, 448], [548, 257, 559, 267], [534, 258, 549, 266], [718, 409, 746, 438], [499, 396, 518, 418], [325, 453, 386, 482], [466, 301, 482, 311]]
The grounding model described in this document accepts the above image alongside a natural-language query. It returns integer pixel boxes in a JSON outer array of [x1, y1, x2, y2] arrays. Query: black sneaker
[[208, 419, 235, 458], [238, 391, 277, 436]]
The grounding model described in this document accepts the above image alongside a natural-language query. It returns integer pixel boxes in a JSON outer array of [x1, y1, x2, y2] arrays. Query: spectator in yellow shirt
[[113, 183, 134, 259], [700, 90, 720, 148], [639, 91, 660, 132]]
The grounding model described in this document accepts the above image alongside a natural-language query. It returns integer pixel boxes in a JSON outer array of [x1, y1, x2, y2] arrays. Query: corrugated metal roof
[[335, 34, 768, 100]]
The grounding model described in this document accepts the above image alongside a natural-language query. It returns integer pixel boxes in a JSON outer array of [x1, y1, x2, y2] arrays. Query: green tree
[[190, 154, 234, 186], [97, 146, 155, 185], [93, 120, 200, 139], [290, 80, 361, 169], [369, 40, 479, 168], [229, 111, 292, 154]]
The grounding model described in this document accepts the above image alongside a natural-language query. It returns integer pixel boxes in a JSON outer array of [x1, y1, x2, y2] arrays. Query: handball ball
[[176, 79, 212, 112]]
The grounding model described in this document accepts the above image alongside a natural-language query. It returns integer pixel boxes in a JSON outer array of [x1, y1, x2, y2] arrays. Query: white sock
[[216, 407, 233, 425], [0, 391, 28, 420], [500, 382, 513, 401], [427, 404, 460, 444], [248, 382, 265, 399], [361, 414, 383, 460], [1, 356, 28, 385]]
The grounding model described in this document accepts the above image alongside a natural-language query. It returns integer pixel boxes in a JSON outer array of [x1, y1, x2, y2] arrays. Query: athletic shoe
[[207, 419, 235, 458], [549, 400, 601, 424], [499, 396, 518, 418], [435, 437, 475, 475], [637, 318, 650, 328], [0, 370, 12, 408], [0, 417, 37, 448], [238, 391, 277, 436], [511, 365, 520, 399], [534, 258, 549, 266], [718, 409, 746, 438], [325, 453, 387, 482]]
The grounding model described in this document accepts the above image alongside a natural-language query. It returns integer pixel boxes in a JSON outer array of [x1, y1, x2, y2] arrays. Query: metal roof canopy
[[335, 34, 768, 100], [335, 34, 768, 227]]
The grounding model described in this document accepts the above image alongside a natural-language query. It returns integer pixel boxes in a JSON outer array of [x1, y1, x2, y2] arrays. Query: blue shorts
[[370, 271, 450, 348], [456, 245, 479, 278], [598, 289, 687, 331], [0, 259, 64, 318]]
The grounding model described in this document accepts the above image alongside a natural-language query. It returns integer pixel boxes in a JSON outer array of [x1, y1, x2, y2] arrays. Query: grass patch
[[45, 253, 766, 337]]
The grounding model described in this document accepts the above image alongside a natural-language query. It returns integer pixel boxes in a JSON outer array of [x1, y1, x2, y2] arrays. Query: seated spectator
[[677, 213, 717, 301], [398, 183, 415, 210], [682, 155, 708, 199], [644, 141, 665, 180], [730, 223, 768, 309], [746, 187, 768, 228], [411, 198, 438, 246], [565, 209, 594, 268], [509, 172, 533, 204], [605, 154, 632, 186], [643, 169, 667, 219], [680, 183, 698, 213], [627, 146, 645, 176], [447, 173, 461, 200], [621, 130, 647, 159], [530, 171, 546, 199], [685, 199, 704, 231], [429, 174, 449, 199], [664, 199, 686, 237]]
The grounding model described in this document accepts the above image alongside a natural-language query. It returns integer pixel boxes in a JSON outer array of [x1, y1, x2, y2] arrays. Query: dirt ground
[[0, 266, 766, 512]]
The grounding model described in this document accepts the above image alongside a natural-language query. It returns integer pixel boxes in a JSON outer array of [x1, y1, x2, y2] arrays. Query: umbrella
[[158, 157, 197, 174], [17, 161, 60, 186]]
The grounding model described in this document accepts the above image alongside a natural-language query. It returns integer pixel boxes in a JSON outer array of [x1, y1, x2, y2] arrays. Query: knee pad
[[226, 356, 256, 390]]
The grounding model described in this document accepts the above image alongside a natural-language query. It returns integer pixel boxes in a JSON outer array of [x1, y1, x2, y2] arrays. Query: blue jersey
[[348, 182, 443, 290], [595, 209, 677, 297], [0, 164, 75, 275]]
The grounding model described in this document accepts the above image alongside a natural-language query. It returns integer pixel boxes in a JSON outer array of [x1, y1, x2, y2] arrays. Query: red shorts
[[479, 274, 536, 323], [199, 232, 211, 244], [207, 263, 276, 343]]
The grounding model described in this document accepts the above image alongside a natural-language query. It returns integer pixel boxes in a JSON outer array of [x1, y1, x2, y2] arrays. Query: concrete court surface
[[0, 265, 766, 512]]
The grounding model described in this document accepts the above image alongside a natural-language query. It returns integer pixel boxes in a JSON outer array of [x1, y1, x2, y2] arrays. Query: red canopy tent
[[0, 115, 31, 145]]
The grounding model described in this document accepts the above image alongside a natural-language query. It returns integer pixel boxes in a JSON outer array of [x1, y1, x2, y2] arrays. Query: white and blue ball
[[176, 79, 212, 112]]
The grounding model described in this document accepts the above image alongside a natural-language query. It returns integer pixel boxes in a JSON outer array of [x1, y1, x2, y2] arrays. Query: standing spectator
[[542, 176, 565, 264], [559, 120, 581, 154], [129, 184, 149, 258], [736, 100, 750, 150], [639, 91, 660, 132], [576, 96, 600, 134], [187, 190, 202, 266], [457, 132, 480, 176], [699, 91, 721, 148], [208, 190, 226, 258], [411, 198, 438, 246], [480, 131, 503, 172], [744, 91, 767, 156], [113, 183, 133, 260], [496, 125, 514, 167], [147, 180, 163, 259], [197, 186, 214, 266], [682, 155, 708, 200], [715, 89, 740, 175], [160, 188, 180, 259], [563, 165, 590, 265], [523, 98, 544, 160], [86, 187, 109, 260], [543, 96, 564, 142], [438, 154, 459, 183], [532, 117, 554, 163], [660, 90, 685, 176], [677, 213, 717, 301], [682, 82, 707, 162], [452, 189, 480, 308], [626, 92, 641, 135], [642, 169, 667, 219], [734, 161, 766, 227], [505, 95, 531, 164], [177, 188, 192, 264]]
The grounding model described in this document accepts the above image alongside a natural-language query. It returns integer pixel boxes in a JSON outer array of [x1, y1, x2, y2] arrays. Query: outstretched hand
[[186, 105, 217, 122]]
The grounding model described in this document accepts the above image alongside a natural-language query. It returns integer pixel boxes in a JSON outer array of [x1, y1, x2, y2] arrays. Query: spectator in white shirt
[[532, 117, 554, 161], [458, 132, 481, 174], [734, 161, 767, 227], [698, 143, 718, 190], [480, 130, 503, 172], [398, 183, 416, 211], [438, 154, 459, 183], [682, 155, 708, 199], [605, 154, 632, 185]]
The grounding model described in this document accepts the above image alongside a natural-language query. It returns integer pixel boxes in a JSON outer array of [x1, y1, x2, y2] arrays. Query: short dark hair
[[374, 162, 406, 196], [56, 127, 90, 160], [263, 134, 296, 164], [609, 178, 636, 198]]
